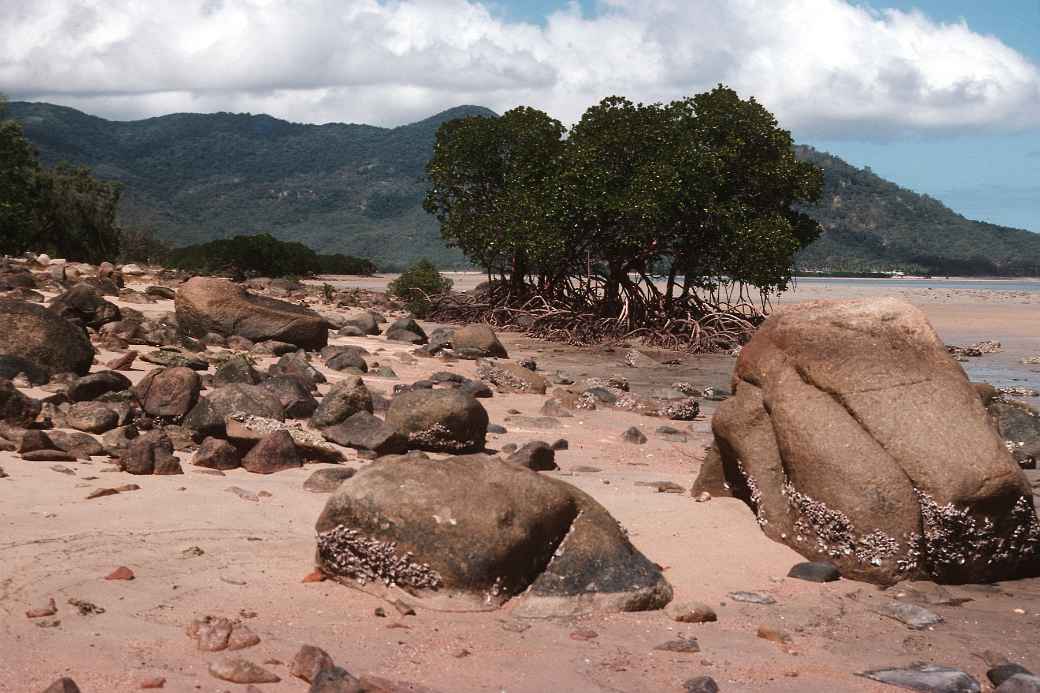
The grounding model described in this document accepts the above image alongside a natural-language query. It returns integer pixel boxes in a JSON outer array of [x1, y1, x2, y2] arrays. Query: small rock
[[227, 623, 261, 650], [757, 624, 792, 644], [67, 597, 104, 615], [990, 664, 1033, 687], [189, 615, 234, 651], [787, 561, 840, 583], [857, 664, 980, 693], [138, 676, 166, 689], [86, 487, 120, 499], [26, 597, 57, 618], [636, 480, 685, 493], [505, 440, 558, 471], [42, 678, 82, 693], [654, 637, 701, 653], [105, 566, 135, 580], [996, 674, 1040, 693], [694, 491, 711, 502], [684, 676, 720, 693], [106, 351, 138, 371], [309, 666, 364, 692], [303, 467, 357, 493], [227, 486, 260, 502], [621, 426, 647, 444], [728, 591, 776, 605], [876, 600, 943, 630], [570, 628, 598, 641], [209, 657, 281, 684], [290, 644, 336, 683], [666, 601, 717, 623]]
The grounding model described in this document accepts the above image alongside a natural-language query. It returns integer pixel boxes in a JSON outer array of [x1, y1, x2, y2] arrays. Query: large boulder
[[385, 389, 488, 453], [49, 283, 121, 329], [175, 277, 328, 350], [696, 298, 1039, 584], [315, 453, 672, 615], [132, 367, 202, 418], [0, 299, 95, 383], [184, 383, 284, 437], [453, 324, 507, 359]]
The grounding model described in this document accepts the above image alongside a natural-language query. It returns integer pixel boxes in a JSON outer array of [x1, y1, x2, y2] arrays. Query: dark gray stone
[[319, 411, 406, 456], [303, 467, 357, 493], [506, 441, 558, 471], [857, 664, 981, 693], [787, 561, 841, 583]]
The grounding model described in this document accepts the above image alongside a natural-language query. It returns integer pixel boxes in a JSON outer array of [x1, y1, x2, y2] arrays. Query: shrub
[[387, 259, 453, 317]]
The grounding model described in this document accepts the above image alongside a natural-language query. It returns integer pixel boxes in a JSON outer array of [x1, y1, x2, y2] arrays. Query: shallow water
[[792, 277, 1040, 293]]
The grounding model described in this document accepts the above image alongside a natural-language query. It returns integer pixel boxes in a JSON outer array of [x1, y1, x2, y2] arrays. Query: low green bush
[[387, 259, 453, 317]]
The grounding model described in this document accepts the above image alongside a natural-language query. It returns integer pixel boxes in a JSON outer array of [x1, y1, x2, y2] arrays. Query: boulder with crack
[[315, 453, 672, 616]]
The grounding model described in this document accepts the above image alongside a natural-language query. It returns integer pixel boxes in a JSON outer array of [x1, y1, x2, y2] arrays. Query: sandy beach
[[2, 274, 1039, 692]]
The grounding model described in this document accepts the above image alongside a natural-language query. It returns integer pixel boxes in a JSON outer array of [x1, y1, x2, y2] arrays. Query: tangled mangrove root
[[427, 288, 761, 353]]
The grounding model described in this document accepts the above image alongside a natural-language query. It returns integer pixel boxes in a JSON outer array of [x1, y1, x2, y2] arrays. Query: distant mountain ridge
[[7, 101, 1040, 274]]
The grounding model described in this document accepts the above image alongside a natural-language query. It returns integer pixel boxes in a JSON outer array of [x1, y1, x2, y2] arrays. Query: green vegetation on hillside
[[8, 100, 1040, 276], [7, 101, 486, 268], [166, 233, 375, 278], [0, 96, 123, 263], [795, 146, 1040, 275]]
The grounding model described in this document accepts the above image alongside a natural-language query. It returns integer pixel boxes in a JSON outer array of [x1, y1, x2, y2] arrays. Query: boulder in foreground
[[696, 297, 1039, 584], [0, 299, 94, 383], [315, 453, 672, 615], [175, 277, 328, 350]]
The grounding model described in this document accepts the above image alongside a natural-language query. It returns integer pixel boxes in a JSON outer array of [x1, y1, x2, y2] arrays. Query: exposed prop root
[[426, 286, 761, 353]]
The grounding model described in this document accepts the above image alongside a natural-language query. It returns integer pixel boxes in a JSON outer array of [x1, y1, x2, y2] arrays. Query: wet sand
[[2, 275, 1039, 692]]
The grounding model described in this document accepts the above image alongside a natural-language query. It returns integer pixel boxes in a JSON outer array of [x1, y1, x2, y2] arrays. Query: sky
[[2, 0, 1038, 231]]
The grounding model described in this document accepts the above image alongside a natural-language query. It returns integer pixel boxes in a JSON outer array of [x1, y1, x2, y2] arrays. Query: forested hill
[[6, 101, 494, 268], [8, 101, 1040, 274], [794, 146, 1040, 275]]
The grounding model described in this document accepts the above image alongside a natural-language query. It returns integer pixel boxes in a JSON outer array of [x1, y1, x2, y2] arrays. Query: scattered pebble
[[208, 657, 281, 684], [654, 637, 701, 653], [728, 591, 777, 605], [105, 566, 135, 581], [26, 597, 57, 619]]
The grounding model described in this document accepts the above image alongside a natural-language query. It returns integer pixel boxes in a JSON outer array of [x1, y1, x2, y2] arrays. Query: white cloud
[[2, 0, 1038, 138]]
